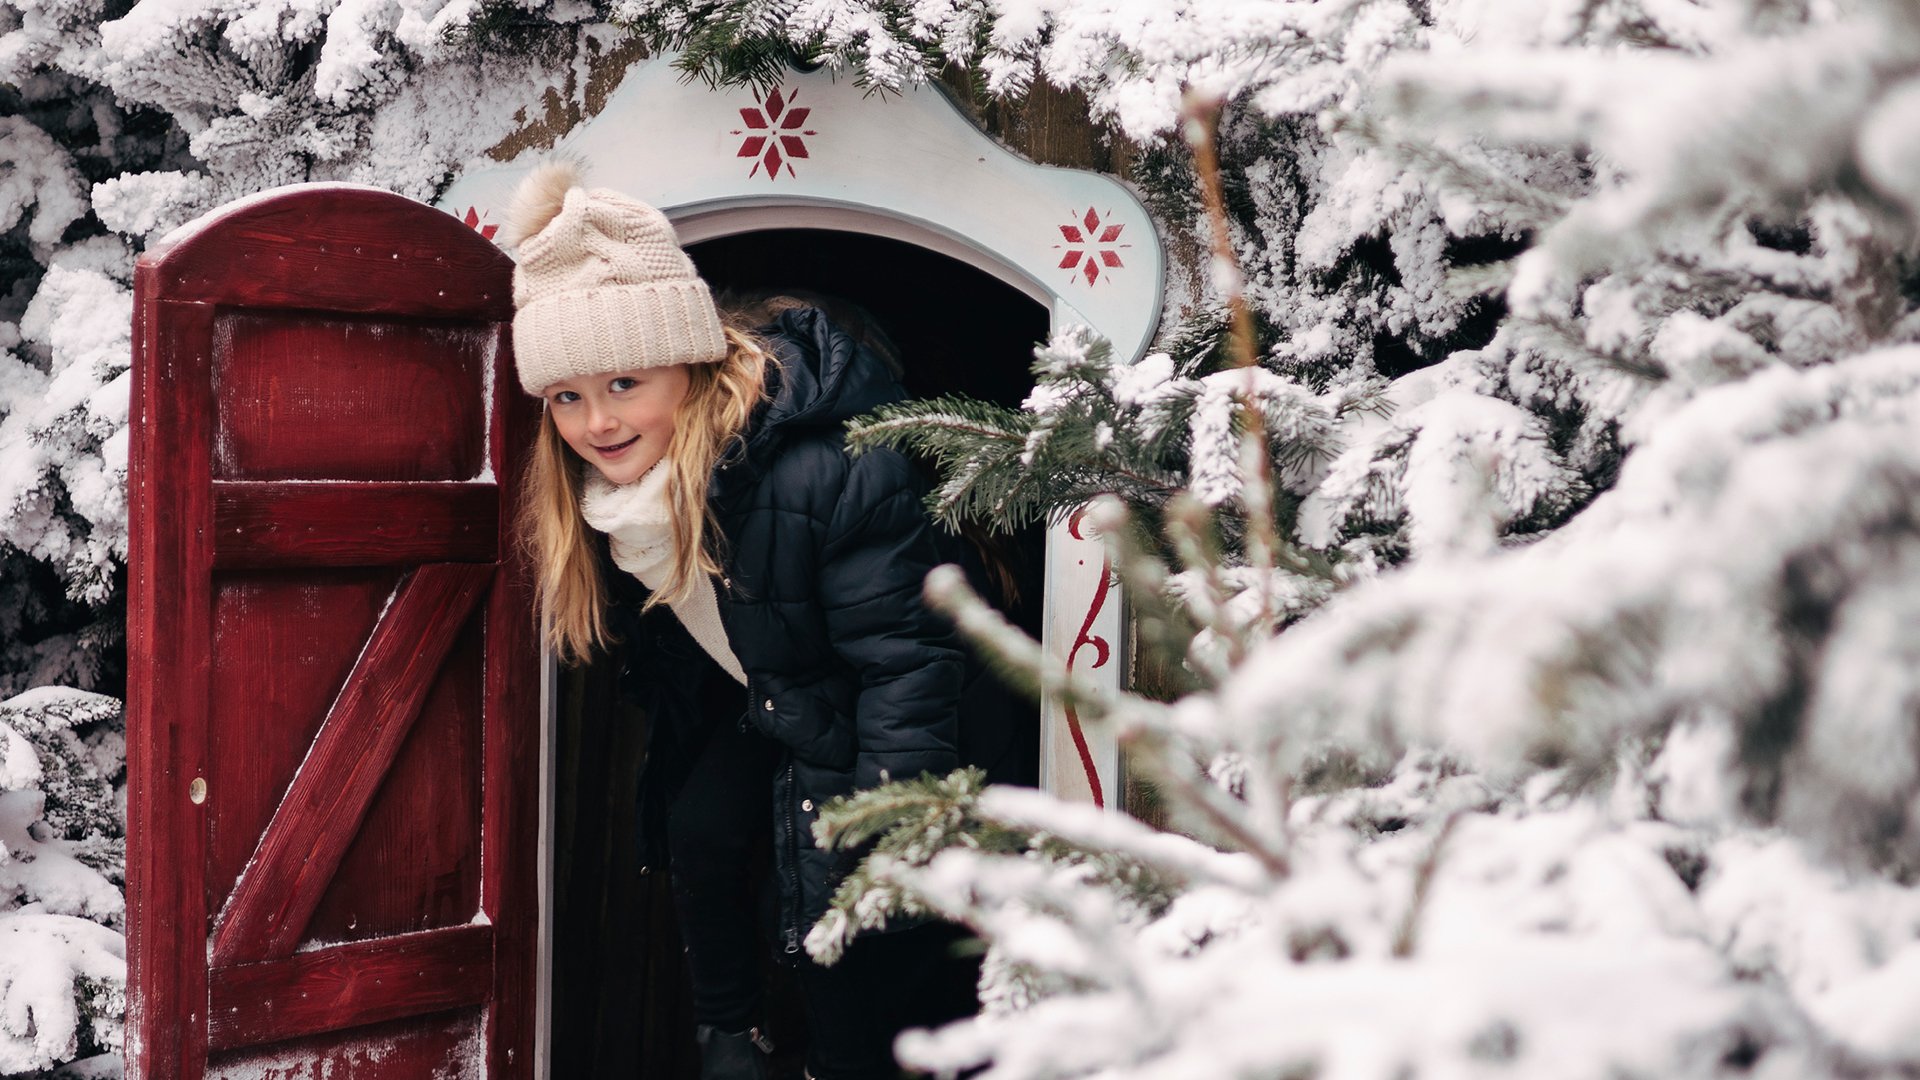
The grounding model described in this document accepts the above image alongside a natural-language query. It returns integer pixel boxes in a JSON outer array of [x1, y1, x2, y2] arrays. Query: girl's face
[[543, 365, 692, 486]]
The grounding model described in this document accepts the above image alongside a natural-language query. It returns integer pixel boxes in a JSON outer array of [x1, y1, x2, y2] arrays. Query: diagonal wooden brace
[[209, 562, 494, 967]]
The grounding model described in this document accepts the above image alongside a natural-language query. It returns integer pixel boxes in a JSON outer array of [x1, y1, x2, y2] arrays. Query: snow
[[0, 911, 126, 1074], [893, 788, 1843, 1080], [1376, 6, 1920, 315], [1301, 386, 1583, 558], [91, 171, 216, 243], [0, 726, 39, 791], [1, 263, 133, 606], [1806, 940, 1920, 1063], [0, 117, 88, 257], [0, 689, 126, 1072], [0, 785, 126, 1071], [872, 736, 1920, 1080]]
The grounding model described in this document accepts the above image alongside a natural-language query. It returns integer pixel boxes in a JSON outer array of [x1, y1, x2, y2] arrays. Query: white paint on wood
[[1039, 499, 1125, 809], [436, 53, 1162, 367]]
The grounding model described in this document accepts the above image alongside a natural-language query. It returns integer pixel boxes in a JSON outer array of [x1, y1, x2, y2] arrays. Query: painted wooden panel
[[212, 312, 491, 482], [1040, 510, 1125, 807], [208, 926, 493, 1052], [436, 53, 1163, 368], [213, 482, 499, 568], [210, 563, 491, 965], [306, 612, 484, 948], [127, 295, 217, 1079], [480, 329, 543, 1075], [204, 568, 404, 915]]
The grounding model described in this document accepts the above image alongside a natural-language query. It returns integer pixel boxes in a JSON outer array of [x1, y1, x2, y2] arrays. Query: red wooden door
[[127, 186, 540, 1079]]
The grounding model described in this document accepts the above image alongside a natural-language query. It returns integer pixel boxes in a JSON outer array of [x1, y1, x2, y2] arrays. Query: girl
[[506, 161, 971, 1080]]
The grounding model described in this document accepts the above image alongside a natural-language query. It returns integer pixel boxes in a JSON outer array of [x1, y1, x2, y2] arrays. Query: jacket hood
[[711, 305, 905, 497], [756, 305, 905, 435]]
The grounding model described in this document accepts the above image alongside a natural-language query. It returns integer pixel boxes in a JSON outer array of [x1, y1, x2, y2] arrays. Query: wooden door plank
[[212, 482, 499, 567], [206, 1009, 483, 1079], [483, 326, 543, 1078], [207, 923, 495, 1051], [127, 294, 217, 1080], [209, 562, 494, 967]]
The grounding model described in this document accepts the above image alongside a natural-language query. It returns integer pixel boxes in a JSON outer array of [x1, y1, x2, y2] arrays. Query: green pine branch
[[807, 765, 1183, 966], [847, 389, 1186, 533]]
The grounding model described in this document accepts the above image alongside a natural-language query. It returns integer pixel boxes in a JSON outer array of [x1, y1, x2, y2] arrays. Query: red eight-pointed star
[[1055, 208, 1128, 284], [730, 86, 818, 181], [461, 206, 498, 241]]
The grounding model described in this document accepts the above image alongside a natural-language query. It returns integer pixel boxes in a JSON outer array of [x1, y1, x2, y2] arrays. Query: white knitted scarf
[[579, 464, 746, 686]]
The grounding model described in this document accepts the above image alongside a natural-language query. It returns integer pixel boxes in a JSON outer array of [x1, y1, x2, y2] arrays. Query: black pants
[[665, 710, 778, 1032], [795, 921, 982, 1080], [664, 709, 981, 1078]]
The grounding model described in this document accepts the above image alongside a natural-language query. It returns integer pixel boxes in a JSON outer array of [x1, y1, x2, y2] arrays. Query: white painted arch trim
[[436, 52, 1164, 365]]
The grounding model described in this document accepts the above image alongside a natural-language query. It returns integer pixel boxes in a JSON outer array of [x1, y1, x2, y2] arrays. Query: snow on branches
[[622, 0, 1426, 139], [848, 323, 1386, 535], [821, 737, 1920, 1078], [814, 5, 1920, 1080], [0, 259, 132, 610], [0, 687, 126, 1075]]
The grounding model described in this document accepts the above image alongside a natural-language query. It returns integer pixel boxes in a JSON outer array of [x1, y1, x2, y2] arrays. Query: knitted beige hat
[[504, 160, 728, 396]]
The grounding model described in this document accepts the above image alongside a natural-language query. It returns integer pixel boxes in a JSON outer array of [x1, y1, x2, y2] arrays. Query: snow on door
[[126, 186, 541, 1079]]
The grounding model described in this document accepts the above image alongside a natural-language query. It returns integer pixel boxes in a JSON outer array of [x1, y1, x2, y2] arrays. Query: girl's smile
[[543, 365, 692, 485]]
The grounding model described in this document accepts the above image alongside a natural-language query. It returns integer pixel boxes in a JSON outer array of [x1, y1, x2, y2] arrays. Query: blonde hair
[[518, 323, 777, 665]]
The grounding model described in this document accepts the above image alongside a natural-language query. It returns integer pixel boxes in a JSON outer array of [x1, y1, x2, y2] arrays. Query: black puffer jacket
[[607, 306, 965, 954]]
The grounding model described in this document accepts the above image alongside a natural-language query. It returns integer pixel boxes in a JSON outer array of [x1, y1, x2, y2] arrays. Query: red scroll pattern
[[1064, 507, 1113, 807]]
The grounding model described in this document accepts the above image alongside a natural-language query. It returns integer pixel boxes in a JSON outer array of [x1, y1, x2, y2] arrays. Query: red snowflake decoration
[[730, 86, 817, 181], [1055, 208, 1128, 284], [460, 206, 499, 241]]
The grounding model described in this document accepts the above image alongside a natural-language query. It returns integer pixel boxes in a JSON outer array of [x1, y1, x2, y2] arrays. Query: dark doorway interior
[[691, 227, 1048, 407], [551, 228, 1051, 1079]]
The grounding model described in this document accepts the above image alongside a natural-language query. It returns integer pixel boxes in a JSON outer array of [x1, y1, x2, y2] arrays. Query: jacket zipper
[[781, 756, 802, 956], [751, 679, 803, 955]]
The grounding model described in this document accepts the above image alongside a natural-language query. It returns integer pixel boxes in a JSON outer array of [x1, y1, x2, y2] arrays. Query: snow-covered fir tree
[[795, 2, 1920, 1078], [0, 687, 125, 1075]]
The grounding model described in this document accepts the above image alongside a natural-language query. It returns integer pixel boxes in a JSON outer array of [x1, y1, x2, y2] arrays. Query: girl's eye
[[610, 377, 639, 393], [551, 390, 580, 405]]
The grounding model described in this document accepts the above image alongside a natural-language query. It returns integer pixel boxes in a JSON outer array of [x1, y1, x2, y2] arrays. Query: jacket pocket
[[751, 681, 856, 768]]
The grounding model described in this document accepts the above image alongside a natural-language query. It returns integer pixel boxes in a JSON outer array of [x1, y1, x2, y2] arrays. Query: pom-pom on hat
[[504, 160, 728, 396]]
